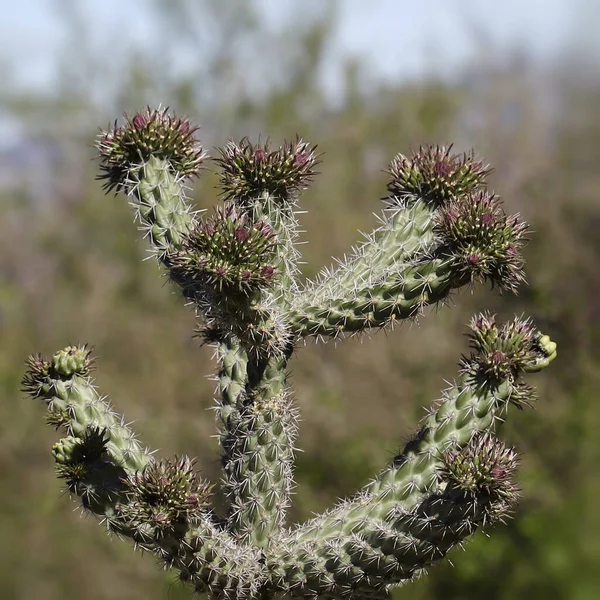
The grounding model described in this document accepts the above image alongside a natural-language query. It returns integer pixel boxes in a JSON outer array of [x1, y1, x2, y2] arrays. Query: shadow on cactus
[[23, 108, 557, 600]]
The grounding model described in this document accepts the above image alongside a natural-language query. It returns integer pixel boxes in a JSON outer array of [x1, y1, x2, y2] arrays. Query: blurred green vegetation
[[1, 1, 599, 599]]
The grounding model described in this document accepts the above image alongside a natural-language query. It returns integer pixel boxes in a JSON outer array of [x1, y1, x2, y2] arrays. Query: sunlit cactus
[[23, 108, 557, 600]]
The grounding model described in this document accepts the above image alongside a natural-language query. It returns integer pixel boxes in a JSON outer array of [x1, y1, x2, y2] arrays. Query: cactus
[[23, 107, 557, 600]]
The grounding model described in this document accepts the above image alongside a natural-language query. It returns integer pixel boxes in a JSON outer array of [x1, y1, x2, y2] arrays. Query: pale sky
[[0, 0, 590, 96]]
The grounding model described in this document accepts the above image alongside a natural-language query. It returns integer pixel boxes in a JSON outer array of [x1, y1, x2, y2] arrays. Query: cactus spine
[[23, 107, 556, 599]]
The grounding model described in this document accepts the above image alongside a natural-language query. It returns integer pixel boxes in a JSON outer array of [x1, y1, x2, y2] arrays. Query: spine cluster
[[22, 108, 556, 600]]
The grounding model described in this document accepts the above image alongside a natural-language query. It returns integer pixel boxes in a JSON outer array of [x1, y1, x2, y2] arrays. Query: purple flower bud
[[261, 265, 275, 279], [466, 253, 481, 266], [492, 350, 506, 364], [490, 464, 509, 480], [234, 227, 250, 242], [185, 494, 199, 507], [481, 212, 496, 226], [433, 161, 452, 177], [132, 113, 147, 130], [254, 147, 267, 165], [294, 149, 310, 168]]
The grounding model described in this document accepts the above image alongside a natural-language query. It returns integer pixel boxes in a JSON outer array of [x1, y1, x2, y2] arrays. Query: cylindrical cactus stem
[[288, 189, 528, 338], [22, 346, 152, 473], [96, 108, 206, 262], [216, 338, 298, 546], [267, 317, 556, 599], [172, 522, 269, 599], [318, 199, 435, 299], [134, 156, 198, 257]]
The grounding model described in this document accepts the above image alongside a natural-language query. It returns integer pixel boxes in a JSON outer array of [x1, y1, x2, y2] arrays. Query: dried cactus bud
[[169, 204, 278, 296], [96, 107, 206, 192], [215, 137, 319, 203], [119, 457, 213, 541], [387, 145, 490, 205], [440, 433, 520, 524], [435, 191, 528, 291]]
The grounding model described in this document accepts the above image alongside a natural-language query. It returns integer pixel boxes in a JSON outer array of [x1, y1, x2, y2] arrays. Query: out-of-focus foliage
[[1, 1, 599, 598]]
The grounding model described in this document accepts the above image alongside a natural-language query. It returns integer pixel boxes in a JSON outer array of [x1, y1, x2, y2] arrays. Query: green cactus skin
[[216, 338, 298, 546], [22, 110, 557, 600], [136, 156, 199, 259], [23, 347, 151, 473]]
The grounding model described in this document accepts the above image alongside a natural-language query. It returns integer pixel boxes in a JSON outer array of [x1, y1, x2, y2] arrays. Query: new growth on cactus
[[23, 107, 557, 600]]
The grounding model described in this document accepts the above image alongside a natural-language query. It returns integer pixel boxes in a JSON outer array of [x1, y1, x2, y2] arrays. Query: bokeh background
[[1, 1, 599, 598]]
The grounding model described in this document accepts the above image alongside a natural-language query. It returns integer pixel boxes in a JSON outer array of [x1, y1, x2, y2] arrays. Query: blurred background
[[1, 0, 599, 598]]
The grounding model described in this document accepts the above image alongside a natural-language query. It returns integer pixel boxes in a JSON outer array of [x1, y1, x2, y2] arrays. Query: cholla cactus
[[23, 107, 557, 600]]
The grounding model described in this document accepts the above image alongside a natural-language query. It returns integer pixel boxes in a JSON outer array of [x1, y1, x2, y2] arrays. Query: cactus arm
[[96, 108, 205, 265], [22, 346, 151, 473], [22, 346, 268, 598], [245, 192, 304, 299], [288, 257, 456, 337], [288, 187, 527, 339], [267, 319, 556, 599], [313, 199, 435, 298]]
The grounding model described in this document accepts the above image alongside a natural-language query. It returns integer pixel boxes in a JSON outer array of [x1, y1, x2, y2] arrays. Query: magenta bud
[[254, 147, 267, 164], [491, 350, 506, 363], [132, 113, 147, 130], [481, 212, 496, 226], [294, 150, 310, 168], [235, 227, 250, 242], [261, 265, 275, 279], [433, 161, 452, 176], [185, 495, 199, 507]]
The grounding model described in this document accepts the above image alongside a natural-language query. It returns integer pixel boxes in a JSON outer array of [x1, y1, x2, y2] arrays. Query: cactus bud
[[387, 145, 490, 205], [51, 345, 94, 377], [461, 313, 557, 405], [440, 433, 520, 524], [22, 345, 94, 399], [215, 137, 319, 203], [96, 107, 206, 192], [53, 427, 108, 466], [118, 456, 213, 541], [169, 204, 278, 297], [435, 191, 528, 291]]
